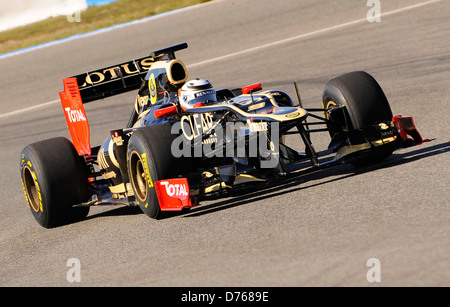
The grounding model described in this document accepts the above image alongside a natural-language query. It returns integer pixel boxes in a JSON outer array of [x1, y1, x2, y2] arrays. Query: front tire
[[20, 137, 90, 228], [323, 71, 394, 165], [127, 124, 185, 219]]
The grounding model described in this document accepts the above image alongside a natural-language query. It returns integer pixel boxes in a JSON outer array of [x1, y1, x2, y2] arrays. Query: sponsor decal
[[379, 123, 389, 130], [180, 113, 217, 143], [149, 74, 157, 105], [78, 57, 154, 88], [64, 107, 87, 123], [285, 111, 300, 118], [155, 178, 191, 211], [183, 89, 216, 102], [31, 171, 43, 212], [246, 120, 268, 133], [247, 102, 266, 111], [141, 153, 154, 188], [112, 134, 124, 146], [159, 181, 189, 197]]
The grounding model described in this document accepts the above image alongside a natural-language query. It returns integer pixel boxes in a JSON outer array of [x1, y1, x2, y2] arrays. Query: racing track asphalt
[[0, 0, 449, 287]]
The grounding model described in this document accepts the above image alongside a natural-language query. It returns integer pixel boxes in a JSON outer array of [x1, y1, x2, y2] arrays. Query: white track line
[[189, 0, 441, 68], [0, 99, 60, 119], [0, 0, 441, 120]]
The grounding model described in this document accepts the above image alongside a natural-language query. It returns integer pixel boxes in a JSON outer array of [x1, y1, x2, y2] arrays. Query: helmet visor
[[183, 89, 217, 106]]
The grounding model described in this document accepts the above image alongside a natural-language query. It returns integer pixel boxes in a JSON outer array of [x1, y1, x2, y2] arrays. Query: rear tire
[[20, 137, 90, 228], [323, 71, 394, 165]]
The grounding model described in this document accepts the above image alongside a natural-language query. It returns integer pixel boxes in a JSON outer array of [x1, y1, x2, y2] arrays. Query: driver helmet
[[179, 79, 217, 110]]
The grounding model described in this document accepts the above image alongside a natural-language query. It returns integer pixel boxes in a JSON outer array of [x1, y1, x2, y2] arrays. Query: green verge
[[0, 0, 211, 55]]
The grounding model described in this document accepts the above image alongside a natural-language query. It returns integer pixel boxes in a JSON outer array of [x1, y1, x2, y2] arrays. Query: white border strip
[[0, 0, 441, 119]]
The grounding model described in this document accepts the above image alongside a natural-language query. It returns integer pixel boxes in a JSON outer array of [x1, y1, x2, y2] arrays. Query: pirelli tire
[[20, 137, 90, 228], [323, 71, 394, 166], [127, 124, 188, 219]]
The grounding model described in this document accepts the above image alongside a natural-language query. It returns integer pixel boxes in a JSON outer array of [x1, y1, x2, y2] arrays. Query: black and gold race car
[[20, 43, 430, 228]]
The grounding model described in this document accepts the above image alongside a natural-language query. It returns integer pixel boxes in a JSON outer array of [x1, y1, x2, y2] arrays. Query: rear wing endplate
[[59, 78, 91, 156]]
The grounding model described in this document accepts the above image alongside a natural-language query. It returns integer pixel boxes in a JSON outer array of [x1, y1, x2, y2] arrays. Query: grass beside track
[[0, 0, 211, 55]]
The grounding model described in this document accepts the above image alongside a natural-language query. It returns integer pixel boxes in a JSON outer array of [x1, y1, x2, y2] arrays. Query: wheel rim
[[129, 151, 148, 202], [22, 166, 40, 213], [324, 100, 336, 120]]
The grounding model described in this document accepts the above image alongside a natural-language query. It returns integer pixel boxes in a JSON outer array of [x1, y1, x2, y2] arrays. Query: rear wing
[[72, 56, 152, 103], [70, 42, 188, 103], [59, 43, 188, 156]]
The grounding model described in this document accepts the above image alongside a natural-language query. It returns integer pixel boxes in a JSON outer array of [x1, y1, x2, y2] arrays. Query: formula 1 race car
[[20, 43, 430, 228]]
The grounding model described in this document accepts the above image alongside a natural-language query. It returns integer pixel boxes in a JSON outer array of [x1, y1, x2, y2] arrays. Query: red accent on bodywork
[[393, 115, 431, 145], [154, 105, 178, 119], [59, 78, 91, 156], [155, 178, 192, 211], [193, 102, 204, 108], [242, 83, 262, 95]]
